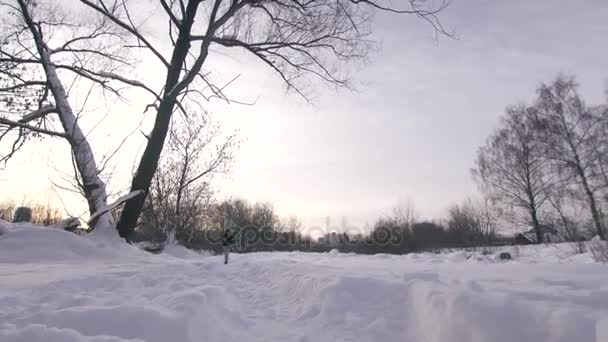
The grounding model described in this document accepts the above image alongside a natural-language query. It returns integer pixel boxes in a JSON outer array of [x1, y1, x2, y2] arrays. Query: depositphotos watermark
[[206, 224, 404, 247]]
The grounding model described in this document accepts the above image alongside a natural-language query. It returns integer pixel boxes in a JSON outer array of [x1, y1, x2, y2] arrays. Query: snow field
[[1, 221, 607, 342]]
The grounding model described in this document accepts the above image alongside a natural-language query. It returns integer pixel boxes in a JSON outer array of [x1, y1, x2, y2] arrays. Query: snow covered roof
[[517, 225, 558, 243]]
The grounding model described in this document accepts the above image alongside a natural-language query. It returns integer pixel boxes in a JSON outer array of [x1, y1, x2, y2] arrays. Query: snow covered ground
[[1, 221, 608, 342]]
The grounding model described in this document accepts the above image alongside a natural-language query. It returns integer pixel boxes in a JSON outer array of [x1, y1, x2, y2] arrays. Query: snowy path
[[2, 246, 608, 342]]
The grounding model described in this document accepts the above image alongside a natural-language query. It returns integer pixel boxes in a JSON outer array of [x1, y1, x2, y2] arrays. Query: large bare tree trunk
[[525, 163, 543, 244], [116, 0, 202, 240], [116, 95, 173, 240], [18, 0, 113, 235], [530, 207, 543, 244]]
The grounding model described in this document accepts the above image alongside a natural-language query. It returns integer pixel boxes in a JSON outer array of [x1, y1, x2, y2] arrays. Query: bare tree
[[0, 0, 146, 233], [283, 215, 303, 232], [76, 0, 450, 241], [0, 201, 15, 221], [534, 76, 607, 240], [392, 198, 418, 229], [141, 110, 235, 245], [446, 196, 502, 246], [473, 105, 553, 243], [472, 196, 503, 239]]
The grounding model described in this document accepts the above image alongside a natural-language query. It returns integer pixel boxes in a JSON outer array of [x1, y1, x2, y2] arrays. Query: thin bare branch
[[0, 116, 66, 138]]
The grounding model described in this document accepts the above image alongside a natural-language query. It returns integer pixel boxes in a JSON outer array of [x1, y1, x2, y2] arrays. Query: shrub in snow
[[0, 202, 15, 221], [589, 241, 608, 263], [12, 206, 32, 223], [49, 217, 81, 232], [499, 252, 512, 260], [572, 241, 587, 254], [481, 247, 495, 255], [135, 241, 165, 254]]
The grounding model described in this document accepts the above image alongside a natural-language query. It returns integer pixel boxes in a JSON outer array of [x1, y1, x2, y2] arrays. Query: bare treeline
[[135, 193, 507, 254], [136, 197, 317, 253]]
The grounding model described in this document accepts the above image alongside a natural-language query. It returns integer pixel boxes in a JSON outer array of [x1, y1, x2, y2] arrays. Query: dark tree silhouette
[[473, 106, 553, 243], [534, 76, 607, 240]]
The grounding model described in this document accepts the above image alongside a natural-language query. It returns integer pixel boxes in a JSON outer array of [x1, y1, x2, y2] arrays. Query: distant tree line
[[135, 197, 316, 254], [133, 195, 511, 255]]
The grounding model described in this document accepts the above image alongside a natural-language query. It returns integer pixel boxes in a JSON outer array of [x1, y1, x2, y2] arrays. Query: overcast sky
[[1, 0, 608, 230]]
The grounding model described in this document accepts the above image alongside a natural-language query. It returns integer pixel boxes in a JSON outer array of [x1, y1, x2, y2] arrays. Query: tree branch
[[18, 104, 57, 123], [0, 116, 66, 138], [79, 0, 170, 68]]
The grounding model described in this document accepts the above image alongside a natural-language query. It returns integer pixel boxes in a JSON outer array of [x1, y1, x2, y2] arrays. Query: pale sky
[[1, 0, 608, 229]]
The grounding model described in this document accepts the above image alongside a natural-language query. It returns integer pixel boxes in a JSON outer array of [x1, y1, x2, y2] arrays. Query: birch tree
[[0, 0, 146, 234], [473, 106, 553, 243], [534, 76, 607, 240]]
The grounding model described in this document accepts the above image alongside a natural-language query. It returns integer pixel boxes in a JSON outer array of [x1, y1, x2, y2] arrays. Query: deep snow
[[1, 221, 607, 342]]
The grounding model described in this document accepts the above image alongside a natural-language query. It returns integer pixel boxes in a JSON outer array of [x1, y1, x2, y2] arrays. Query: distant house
[[513, 225, 559, 245]]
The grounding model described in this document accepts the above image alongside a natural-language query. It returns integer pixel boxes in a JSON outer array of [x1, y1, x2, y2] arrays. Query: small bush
[[589, 241, 608, 263], [13, 207, 32, 223], [0, 202, 15, 221], [499, 252, 512, 260]]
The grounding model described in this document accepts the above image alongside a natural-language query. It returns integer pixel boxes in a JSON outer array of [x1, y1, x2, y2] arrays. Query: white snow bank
[[419, 242, 597, 264], [0, 219, 11, 235], [0, 221, 143, 263], [162, 244, 211, 259]]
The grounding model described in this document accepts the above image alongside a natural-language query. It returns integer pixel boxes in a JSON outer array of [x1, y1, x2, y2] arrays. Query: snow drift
[[1, 221, 607, 341], [0, 220, 143, 263]]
